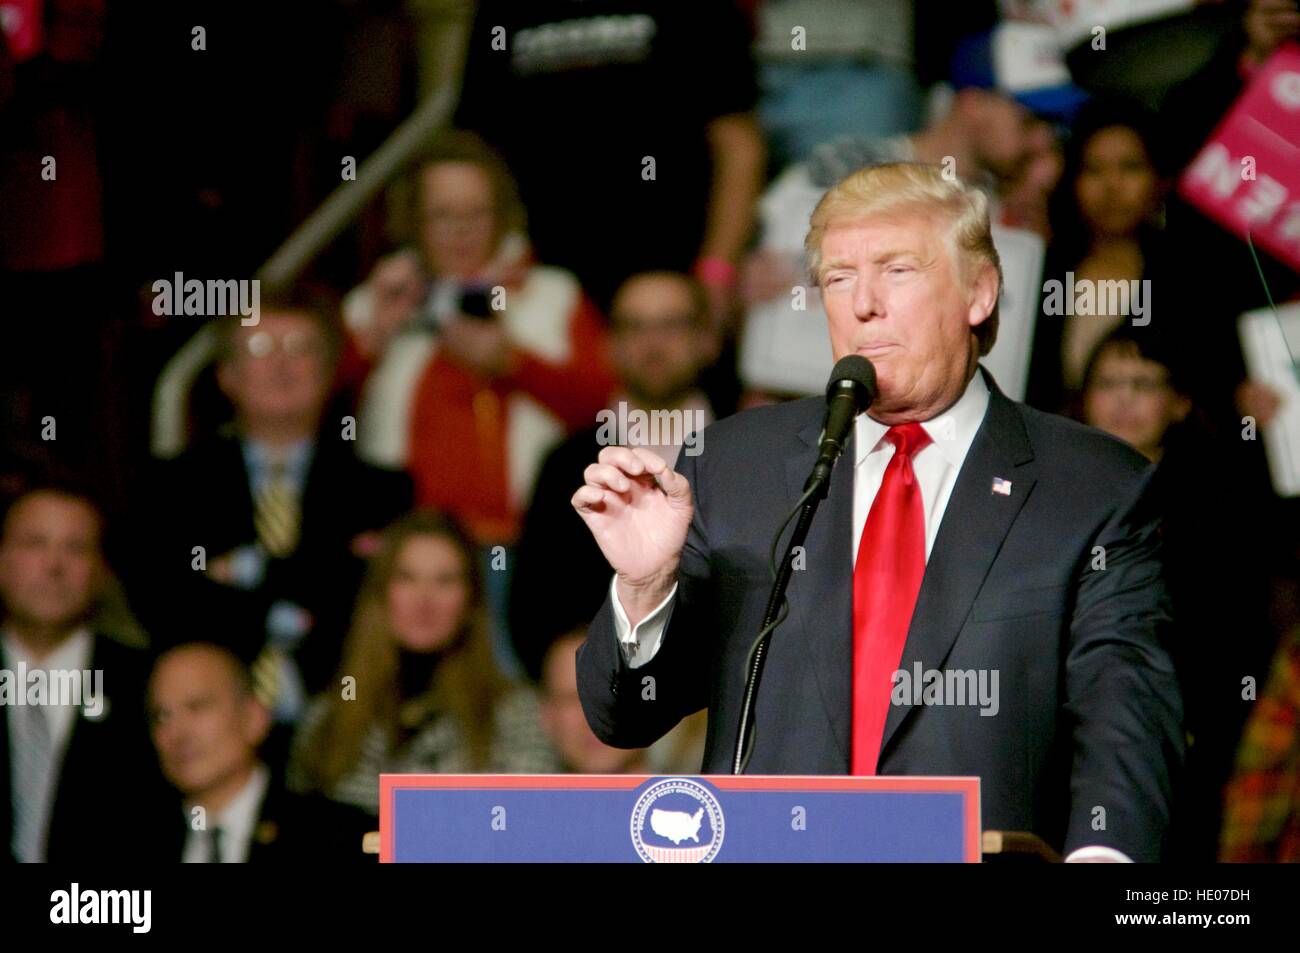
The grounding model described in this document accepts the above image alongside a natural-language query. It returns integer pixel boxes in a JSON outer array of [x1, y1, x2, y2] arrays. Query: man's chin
[[626, 382, 696, 408], [22, 607, 90, 633]]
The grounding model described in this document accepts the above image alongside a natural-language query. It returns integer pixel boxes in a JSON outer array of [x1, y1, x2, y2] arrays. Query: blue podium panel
[[380, 775, 981, 863]]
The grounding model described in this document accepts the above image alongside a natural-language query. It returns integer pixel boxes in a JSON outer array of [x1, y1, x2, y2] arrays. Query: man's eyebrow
[[870, 249, 926, 264]]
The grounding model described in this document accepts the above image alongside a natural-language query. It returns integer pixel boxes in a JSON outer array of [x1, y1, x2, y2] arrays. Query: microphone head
[[825, 355, 877, 410]]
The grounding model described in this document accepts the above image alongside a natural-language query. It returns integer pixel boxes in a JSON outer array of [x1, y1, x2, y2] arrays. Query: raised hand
[[571, 446, 693, 626]]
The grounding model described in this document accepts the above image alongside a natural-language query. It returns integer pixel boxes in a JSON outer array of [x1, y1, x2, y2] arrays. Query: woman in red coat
[[341, 132, 616, 674]]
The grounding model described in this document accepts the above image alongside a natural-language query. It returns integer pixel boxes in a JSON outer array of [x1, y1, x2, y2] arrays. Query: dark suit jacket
[[130, 431, 413, 694], [1, 635, 173, 863], [509, 424, 615, 681], [157, 777, 374, 863], [577, 366, 1184, 861]]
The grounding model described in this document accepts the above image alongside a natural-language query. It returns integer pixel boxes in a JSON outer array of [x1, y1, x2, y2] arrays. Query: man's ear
[[951, 87, 986, 125], [215, 359, 238, 402], [243, 695, 273, 749], [86, 551, 110, 604], [967, 261, 999, 329], [950, 87, 973, 116]]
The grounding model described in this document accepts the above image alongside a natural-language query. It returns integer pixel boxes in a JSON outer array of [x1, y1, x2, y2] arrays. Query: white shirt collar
[[185, 763, 270, 862], [854, 366, 991, 468], [1, 626, 94, 671], [1, 627, 98, 790]]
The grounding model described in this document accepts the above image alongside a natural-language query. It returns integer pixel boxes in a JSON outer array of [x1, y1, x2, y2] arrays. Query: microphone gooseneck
[[732, 356, 877, 773]]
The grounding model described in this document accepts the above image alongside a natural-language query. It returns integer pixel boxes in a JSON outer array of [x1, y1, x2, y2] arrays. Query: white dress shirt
[[604, 370, 1130, 862], [2, 627, 94, 756], [182, 764, 270, 863], [2, 627, 94, 862]]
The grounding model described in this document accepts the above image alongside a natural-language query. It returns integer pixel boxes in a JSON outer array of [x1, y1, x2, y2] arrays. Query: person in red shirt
[[344, 131, 616, 548]]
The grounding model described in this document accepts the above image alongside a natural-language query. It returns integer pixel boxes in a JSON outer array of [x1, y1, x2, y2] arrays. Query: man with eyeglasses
[[1080, 333, 1191, 465], [131, 287, 413, 772]]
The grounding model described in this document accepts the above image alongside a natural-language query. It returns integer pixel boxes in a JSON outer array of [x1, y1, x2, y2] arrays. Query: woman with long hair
[[1027, 98, 1175, 415], [288, 510, 557, 814]]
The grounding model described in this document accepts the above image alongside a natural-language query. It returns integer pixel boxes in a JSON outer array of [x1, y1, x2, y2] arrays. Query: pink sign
[[1179, 43, 1300, 275], [0, 0, 43, 63]]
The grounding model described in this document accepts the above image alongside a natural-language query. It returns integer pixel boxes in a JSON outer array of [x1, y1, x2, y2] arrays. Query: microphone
[[732, 354, 877, 773], [806, 355, 877, 493]]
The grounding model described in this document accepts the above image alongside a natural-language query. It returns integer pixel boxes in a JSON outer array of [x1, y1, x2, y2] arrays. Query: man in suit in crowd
[[0, 485, 171, 863], [573, 163, 1183, 862], [133, 287, 412, 751], [148, 641, 372, 862]]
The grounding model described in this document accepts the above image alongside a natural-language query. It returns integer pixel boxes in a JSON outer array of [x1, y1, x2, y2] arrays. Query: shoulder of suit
[[268, 787, 376, 858], [89, 632, 152, 671], [675, 393, 1155, 493], [150, 432, 241, 477], [322, 439, 413, 491], [84, 635, 154, 716], [685, 397, 822, 457], [1013, 399, 1155, 483]]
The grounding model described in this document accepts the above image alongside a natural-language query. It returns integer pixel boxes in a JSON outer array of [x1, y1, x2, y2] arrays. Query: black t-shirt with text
[[455, 0, 758, 308]]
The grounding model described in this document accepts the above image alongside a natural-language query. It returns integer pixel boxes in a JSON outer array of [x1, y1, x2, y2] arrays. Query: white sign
[[1239, 303, 1300, 497], [1047, 0, 1195, 49], [994, 21, 1073, 93]]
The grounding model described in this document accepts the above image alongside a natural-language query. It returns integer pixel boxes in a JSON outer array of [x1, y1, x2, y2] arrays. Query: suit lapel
[[784, 402, 853, 762], [208, 435, 258, 545], [248, 780, 281, 862], [296, 435, 328, 546], [48, 636, 110, 842], [879, 367, 1037, 758]]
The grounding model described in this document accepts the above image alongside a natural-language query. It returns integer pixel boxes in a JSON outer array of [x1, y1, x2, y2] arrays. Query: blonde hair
[[805, 162, 1003, 356], [389, 129, 527, 254]]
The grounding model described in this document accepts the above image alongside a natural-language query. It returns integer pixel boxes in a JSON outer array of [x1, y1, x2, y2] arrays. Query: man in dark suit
[[0, 485, 172, 863], [148, 642, 372, 863], [132, 288, 412, 745], [573, 162, 1183, 862]]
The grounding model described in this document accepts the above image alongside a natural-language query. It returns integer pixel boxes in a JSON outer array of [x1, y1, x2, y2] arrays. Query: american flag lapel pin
[[991, 477, 1012, 496]]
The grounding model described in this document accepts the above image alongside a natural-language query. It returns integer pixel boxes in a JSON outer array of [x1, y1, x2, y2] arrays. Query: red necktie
[[852, 421, 932, 775]]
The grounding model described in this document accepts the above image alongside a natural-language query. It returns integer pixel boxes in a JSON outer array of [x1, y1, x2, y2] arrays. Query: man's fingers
[[571, 484, 609, 512], [587, 447, 687, 503], [658, 467, 692, 502], [597, 445, 675, 478], [597, 445, 648, 475], [583, 462, 633, 493], [630, 447, 668, 474]]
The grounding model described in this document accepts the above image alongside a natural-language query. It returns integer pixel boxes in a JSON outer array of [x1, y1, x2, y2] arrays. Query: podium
[[376, 774, 989, 863]]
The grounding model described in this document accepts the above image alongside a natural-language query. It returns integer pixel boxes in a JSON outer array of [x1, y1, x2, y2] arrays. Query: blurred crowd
[[2, 0, 1300, 863]]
